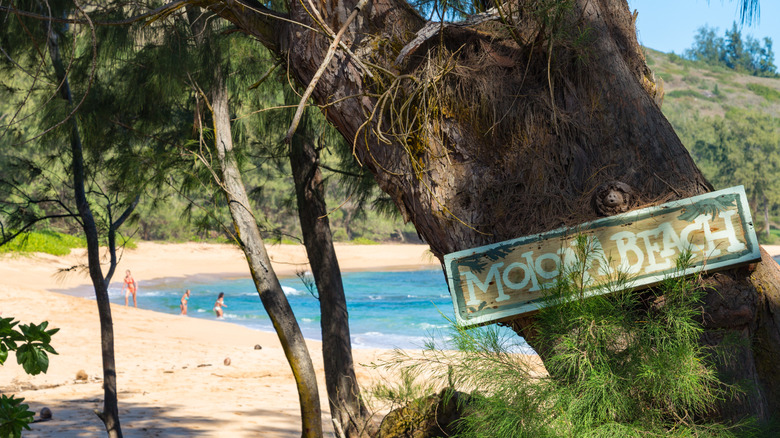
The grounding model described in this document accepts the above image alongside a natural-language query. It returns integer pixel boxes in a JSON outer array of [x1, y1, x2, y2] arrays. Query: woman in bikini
[[180, 289, 191, 315], [122, 270, 138, 307], [214, 292, 227, 318]]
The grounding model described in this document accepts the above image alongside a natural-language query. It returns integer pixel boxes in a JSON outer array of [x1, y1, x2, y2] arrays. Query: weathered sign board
[[444, 186, 761, 327]]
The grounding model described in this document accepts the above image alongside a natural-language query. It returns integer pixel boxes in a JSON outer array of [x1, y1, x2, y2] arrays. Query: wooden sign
[[444, 186, 761, 327]]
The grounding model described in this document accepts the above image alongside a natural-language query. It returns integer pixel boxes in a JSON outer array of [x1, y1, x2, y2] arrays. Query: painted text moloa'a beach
[[445, 186, 761, 327]]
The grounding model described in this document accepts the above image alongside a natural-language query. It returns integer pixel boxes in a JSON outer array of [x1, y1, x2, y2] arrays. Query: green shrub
[[746, 83, 780, 102], [666, 89, 703, 99], [331, 229, 348, 241], [758, 230, 778, 244], [115, 235, 138, 250], [0, 230, 85, 256], [350, 237, 379, 245], [374, 237, 753, 437], [0, 317, 58, 437]]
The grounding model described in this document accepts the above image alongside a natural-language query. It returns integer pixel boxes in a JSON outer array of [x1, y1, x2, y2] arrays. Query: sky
[[628, 0, 780, 54]]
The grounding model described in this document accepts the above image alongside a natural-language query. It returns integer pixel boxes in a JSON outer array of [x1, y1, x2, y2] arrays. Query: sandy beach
[[0, 242, 439, 437], [2, 242, 779, 437]]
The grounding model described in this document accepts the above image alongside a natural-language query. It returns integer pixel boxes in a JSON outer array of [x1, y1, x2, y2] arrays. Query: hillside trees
[[685, 22, 778, 76], [686, 109, 780, 239], [198, 0, 780, 422]]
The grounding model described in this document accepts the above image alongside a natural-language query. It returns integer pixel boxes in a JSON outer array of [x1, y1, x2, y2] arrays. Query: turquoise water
[[100, 258, 780, 351], [106, 269, 528, 351]]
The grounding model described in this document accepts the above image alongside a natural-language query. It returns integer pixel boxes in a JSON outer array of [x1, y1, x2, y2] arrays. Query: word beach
[[444, 186, 760, 327]]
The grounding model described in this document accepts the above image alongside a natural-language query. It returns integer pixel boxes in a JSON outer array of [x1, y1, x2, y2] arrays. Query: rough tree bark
[[290, 114, 374, 437], [209, 67, 323, 437], [208, 0, 780, 421], [48, 27, 126, 438]]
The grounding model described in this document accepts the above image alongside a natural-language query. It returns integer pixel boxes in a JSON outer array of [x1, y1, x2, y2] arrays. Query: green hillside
[[646, 48, 780, 241], [647, 48, 780, 121]]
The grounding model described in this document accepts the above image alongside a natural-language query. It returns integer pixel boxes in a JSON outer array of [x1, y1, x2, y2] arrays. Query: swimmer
[[214, 292, 227, 318], [180, 289, 191, 315], [122, 270, 138, 307]]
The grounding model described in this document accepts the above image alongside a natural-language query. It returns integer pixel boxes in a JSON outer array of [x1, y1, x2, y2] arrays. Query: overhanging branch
[[204, 0, 287, 54]]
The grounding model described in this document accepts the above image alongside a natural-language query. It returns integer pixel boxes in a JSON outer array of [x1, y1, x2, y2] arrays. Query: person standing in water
[[214, 292, 227, 318], [122, 270, 138, 307], [180, 289, 191, 315]]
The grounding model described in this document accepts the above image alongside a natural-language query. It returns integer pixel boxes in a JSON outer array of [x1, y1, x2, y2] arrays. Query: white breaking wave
[[417, 322, 448, 330], [282, 285, 307, 296]]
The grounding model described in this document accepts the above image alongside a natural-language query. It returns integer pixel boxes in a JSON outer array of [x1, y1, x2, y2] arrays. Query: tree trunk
[[210, 68, 323, 437], [290, 113, 373, 437], [210, 0, 780, 421], [765, 195, 771, 239], [47, 27, 123, 438]]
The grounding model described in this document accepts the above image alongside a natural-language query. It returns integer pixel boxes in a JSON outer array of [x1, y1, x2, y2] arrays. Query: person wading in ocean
[[180, 289, 191, 315], [214, 292, 227, 318], [122, 270, 138, 307]]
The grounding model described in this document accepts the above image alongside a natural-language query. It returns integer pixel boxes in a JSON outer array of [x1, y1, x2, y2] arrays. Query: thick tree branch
[[112, 195, 140, 231], [284, 0, 370, 142], [205, 0, 287, 53]]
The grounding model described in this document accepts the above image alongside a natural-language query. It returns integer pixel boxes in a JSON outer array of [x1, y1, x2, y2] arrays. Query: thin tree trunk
[[210, 68, 323, 437], [47, 27, 123, 438], [765, 195, 771, 239], [209, 0, 780, 421], [290, 114, 373, 437]]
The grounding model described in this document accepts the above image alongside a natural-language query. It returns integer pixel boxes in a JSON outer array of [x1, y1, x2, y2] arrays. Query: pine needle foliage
[[373, 236, 757, 437]]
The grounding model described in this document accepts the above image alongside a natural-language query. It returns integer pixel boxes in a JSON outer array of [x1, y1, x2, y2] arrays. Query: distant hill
[[645, 48, 780, 122]]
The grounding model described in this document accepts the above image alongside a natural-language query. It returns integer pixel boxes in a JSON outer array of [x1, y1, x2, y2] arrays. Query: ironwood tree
[[288, 106, 374, 437], [184, 8, 323, 436], [1, 4, 198, 436], [2, 7, 133, 437], [199, 0, 780, 421]]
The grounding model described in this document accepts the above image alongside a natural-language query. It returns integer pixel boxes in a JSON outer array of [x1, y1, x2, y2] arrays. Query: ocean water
[[105, 269, 528, 351], [95, 257, 780, 351]]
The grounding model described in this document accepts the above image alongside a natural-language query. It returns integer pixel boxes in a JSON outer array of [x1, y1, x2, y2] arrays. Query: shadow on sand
[[24, 396, 310, 437]]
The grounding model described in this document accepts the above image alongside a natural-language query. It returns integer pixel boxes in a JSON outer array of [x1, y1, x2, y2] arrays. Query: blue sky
[[628, 0, 779, 54]]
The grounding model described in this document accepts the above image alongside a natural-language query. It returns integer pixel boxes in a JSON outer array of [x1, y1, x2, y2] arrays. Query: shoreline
[[52, 263, 442, 299], [0, 241, 439, 292]]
